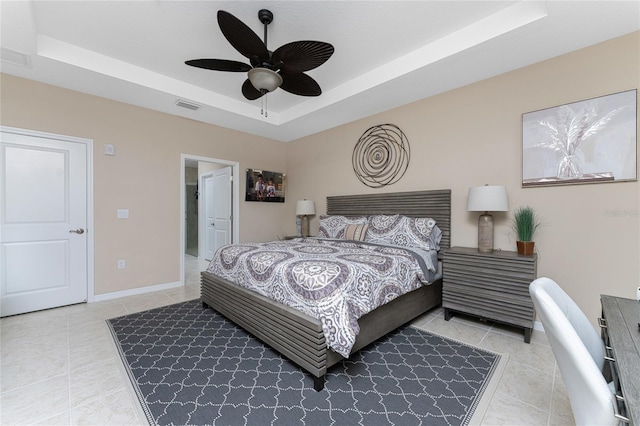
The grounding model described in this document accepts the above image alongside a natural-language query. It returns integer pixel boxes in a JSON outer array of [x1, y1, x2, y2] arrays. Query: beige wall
[[286, 32, 640, 323], [0, 75, 290, 295], [1, 31, 638, 321]]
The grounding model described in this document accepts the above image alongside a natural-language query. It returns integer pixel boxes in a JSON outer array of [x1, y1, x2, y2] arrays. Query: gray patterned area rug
[[107, 300, 504, 426]]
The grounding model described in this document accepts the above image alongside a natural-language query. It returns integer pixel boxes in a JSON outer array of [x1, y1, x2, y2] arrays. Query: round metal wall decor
[[352, 124, 410, 188]]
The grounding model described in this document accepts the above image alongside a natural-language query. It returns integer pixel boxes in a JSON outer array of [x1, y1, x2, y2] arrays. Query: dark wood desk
[[601, 295, 640, 425]]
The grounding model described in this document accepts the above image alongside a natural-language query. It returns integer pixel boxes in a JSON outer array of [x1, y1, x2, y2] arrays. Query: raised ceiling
[[1, 1, 639, 142]]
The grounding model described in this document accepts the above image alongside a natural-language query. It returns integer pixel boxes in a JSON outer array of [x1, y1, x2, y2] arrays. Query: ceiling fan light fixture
[[248, 67, 282, 93]]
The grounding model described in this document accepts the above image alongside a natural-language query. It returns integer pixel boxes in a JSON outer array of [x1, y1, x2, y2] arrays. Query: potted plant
[[512, 206, 540, 255]]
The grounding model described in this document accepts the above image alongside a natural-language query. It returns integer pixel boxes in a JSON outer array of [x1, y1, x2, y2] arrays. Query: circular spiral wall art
[[352, 124, 410, 188]]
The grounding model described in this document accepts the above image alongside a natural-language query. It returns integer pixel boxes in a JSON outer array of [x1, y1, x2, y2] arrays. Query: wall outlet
[[117, 209, 128, 219], [104, 144, 115, 156], [636, 286, 640, 302], [117, 259, 126, 269]]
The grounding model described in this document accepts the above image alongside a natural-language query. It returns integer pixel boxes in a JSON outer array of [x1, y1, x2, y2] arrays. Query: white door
[[213, 167, 232, 250], [203, 174, 215, 261], [1, 128, 89, 317], [203, 167, 232, 260]]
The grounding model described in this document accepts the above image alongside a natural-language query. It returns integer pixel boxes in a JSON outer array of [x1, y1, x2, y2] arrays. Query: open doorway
[[185, 167, 198, 257], [180, 154, 240, 287]]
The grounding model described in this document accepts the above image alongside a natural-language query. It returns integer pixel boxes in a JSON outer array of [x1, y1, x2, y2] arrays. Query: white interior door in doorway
[[202, 167, 232, 261], [181, 154, 239, 286], [0, 127, 92, 317]]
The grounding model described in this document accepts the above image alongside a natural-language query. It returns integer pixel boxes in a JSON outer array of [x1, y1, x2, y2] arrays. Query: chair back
[[529, 277, 616, 426]]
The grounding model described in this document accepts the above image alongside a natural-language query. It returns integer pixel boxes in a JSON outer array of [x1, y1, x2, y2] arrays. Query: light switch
[[117, 209, 129, 219]]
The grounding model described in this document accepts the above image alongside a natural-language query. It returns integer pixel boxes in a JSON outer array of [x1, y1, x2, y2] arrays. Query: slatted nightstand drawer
[[442, 246, 537, 343]]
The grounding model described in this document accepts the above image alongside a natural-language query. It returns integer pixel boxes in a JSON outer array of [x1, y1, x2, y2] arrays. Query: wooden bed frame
[[201, 189, 451, 391]]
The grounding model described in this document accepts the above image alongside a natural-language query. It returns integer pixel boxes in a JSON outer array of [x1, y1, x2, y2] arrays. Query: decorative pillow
[[364, 214, 402, 243], [365, 215, 441, 251], [343, 223, 369, 241], [407, 216, 442, 251], [317, 215, 367, 239]]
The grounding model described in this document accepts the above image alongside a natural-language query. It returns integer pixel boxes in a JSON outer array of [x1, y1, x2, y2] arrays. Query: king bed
[[201, 189, 451, 390]]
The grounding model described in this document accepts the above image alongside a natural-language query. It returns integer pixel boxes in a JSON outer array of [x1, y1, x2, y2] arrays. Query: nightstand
[[442, 246, 538, 343]]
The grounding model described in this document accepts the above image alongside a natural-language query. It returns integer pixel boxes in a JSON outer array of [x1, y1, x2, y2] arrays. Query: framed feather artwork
[[522, 89, 637, 187]]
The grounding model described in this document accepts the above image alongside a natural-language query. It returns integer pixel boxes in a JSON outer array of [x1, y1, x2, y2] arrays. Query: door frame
[[0, 125, 95, 303], [180, 154, 239, 286]]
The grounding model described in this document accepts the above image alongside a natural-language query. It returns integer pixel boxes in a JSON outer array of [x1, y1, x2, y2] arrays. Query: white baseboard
[[533, 320, 545, 332], [93, 281, 183, 302]]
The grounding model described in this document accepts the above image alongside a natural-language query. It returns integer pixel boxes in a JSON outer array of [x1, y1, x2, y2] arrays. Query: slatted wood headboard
[[326, 189, 451, 250]]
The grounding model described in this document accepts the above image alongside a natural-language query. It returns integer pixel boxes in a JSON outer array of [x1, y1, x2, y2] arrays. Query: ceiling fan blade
[[242, 79, 265, 100], [280, 72, 322, 96], [185, 59, 251, 72], [217, 10, 269, 65], [272, 41, 334, 73]]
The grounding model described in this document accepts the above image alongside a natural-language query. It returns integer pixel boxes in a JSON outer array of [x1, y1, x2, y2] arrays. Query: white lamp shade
[[467, 185, 509, 212], [296, 199, 316, 216], [248, 68, 283, 92]]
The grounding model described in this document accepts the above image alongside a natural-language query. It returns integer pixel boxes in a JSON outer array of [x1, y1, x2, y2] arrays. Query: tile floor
[[1, 255, 575, 425]]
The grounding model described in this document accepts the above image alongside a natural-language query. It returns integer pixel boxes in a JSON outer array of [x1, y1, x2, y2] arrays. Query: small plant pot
[[516, 241, 535, 255], [516, 241, 536, 256]]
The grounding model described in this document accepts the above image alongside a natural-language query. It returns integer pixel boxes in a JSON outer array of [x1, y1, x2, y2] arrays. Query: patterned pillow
[[365, 215, 441, 251], [344, 223, 369, 241], [407, 217, 442, 251], [317, 215, 367, 239], [364, 215, 402, 243]]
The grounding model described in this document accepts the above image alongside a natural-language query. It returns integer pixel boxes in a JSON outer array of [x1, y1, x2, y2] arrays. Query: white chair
[[529, 277, 623, 426]]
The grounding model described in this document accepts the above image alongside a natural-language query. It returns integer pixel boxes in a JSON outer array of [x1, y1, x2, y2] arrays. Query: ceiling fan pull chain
[[259, 89, 268, 117]]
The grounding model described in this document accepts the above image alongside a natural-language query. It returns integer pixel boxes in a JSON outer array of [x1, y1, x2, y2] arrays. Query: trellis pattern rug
[[107, 300, 504, 426]]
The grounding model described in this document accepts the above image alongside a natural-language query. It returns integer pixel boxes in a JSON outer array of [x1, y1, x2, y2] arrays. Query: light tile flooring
[[1, 255, 575, 425]]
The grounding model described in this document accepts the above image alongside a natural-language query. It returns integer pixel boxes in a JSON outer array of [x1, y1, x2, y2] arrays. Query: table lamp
[[467, 185, 508, 253], [296, 199, 316, 237]]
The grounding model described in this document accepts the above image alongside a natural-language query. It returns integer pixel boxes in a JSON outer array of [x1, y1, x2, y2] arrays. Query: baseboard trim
[[534, 320, 545, 332], [93, 281, 182, 302]]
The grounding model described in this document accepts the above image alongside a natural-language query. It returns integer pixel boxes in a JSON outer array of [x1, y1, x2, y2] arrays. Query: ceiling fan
[[186, 9, 334, 104]]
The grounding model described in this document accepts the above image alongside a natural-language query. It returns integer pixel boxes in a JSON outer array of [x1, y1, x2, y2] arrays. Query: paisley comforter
[[206, 238, 437, 357]]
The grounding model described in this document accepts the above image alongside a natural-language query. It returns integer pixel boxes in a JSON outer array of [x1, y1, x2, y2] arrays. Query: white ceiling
[[1, 1, 639, 142]]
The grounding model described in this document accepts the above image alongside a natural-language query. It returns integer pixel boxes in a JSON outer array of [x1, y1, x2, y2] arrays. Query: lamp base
[[477, 213, 494, 253], [301, 215, 310, 238]]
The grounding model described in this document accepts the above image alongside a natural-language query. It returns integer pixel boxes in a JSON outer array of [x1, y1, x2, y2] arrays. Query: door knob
[[69, 228, 85, 234]]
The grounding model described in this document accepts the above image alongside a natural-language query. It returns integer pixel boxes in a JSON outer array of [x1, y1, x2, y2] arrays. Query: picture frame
[[245, 168, 286, 202], [522, 89, 637, 187]]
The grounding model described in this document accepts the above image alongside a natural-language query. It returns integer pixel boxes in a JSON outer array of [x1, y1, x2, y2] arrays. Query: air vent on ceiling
[[175, 99, 201, 111], [1, 48, 32, 68]]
